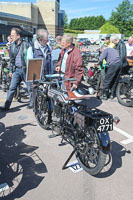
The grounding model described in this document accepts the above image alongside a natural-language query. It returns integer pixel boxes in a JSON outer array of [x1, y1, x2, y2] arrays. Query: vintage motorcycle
[[82, 51, 100, 91], [33, 74, 118, 176], [116, 64, 133, 107], [0, 58, 28, 101], [0, 58, 11, 92]]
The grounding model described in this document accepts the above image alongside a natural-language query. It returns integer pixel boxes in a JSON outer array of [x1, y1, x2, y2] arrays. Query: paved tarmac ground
[[0, 83, 133, 200]]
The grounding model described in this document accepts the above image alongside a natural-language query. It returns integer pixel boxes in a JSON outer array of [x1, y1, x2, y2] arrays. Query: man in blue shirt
[[98, 45, 122, 100]]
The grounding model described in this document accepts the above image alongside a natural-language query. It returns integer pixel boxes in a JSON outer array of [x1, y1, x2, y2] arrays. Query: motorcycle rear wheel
[[75, 126, 106, 175], [13, 86, 20, 100], [34, 90, 50, 130], [116, 81, 133, 107]]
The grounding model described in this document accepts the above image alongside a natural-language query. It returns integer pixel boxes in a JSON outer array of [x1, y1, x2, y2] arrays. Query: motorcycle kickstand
[[62, 149, 76, 170], [48, 126, 60, 138], [48, 132, 60, 138], [58, 137, 68, 146]]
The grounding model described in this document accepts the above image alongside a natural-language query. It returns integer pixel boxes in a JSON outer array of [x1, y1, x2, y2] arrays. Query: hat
[[106, 34, 111, 39]]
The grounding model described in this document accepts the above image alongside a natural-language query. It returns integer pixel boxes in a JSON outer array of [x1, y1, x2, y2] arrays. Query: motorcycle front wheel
[[75, 126, 106, 175], [116, 80, 133, 107], [34, 89, 50, 130]]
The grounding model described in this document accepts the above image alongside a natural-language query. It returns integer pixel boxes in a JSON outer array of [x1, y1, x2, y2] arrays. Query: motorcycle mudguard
[[119, 77, 130, 84], [98, 131, 111, 153]]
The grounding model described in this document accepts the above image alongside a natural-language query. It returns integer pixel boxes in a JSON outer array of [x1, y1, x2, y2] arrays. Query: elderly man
[[110, 35, 128, 67], [56, 34, 84, 90], [0, 28, 29, 111], [26, 28, 52, 109], [98, 45, 122, 100]]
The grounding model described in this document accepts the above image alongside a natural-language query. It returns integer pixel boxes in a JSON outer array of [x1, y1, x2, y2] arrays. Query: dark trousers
[[102, 62, 121, 92], [4, 68, 31, 109]]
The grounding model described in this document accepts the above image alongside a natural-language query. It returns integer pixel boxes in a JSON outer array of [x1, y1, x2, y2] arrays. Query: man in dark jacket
[[56, 34, 84, 91], [26, 28, 52, 109], [110, 35, 128, 67], [0, 28, 29, 111], [98, 45, 122, 100], [33, 29, 51, 76]]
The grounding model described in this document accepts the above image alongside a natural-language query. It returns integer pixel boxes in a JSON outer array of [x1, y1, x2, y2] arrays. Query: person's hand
[[56, 66, 61, 72], [72, 83, 77, 89], [9, 72, 13, 78]]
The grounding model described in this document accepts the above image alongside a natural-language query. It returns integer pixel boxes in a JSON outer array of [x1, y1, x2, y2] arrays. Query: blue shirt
[[99, 48, 121, 66]]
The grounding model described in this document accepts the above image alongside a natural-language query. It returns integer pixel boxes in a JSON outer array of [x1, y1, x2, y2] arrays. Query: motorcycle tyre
[[13, 86, 20, 101], [34, 91, 49, 130], [116, 81, 133, 107], [76, 149, 106, 176]]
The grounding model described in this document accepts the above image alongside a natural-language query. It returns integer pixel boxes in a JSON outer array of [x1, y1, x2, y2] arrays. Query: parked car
[[90, 38, 96, 45], [78, 38, 91, 46]]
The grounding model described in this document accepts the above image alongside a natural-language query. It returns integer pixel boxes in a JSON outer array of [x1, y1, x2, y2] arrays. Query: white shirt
[[61, 50, 68, 73], [126, 43, 133, 57]]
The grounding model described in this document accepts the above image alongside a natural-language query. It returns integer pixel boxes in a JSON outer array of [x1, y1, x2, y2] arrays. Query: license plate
[[96, 117, 113, 132]]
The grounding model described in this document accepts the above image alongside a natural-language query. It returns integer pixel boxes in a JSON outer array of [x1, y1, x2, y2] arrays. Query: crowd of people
[[0, 28, 133, 113]]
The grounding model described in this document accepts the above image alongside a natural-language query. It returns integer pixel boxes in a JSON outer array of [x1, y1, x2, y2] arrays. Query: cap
[[106, 34, 111, 39]]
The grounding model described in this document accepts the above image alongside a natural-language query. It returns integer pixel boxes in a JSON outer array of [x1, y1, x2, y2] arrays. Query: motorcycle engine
[[54, 101, 62, 118]]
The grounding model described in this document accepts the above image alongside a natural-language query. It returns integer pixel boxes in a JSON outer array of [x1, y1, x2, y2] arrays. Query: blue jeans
[[4, 68, 31, 109]]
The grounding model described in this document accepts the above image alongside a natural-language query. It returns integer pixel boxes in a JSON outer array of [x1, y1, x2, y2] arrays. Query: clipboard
[[26, 58, 43, 82]]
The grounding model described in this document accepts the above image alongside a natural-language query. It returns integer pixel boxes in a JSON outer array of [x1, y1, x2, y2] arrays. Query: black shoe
[[26, 105, 33, 109], [0, 106, 9, 111], [100, 94, 108, 100]]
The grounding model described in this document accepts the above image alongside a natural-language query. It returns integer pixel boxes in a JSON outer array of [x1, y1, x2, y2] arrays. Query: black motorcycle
[[33, 74, 117, 176], [116, 65, 133, 107], [0, 58, 28, 101], [82, 51, 100, 90], [0, 58, 11, 92]]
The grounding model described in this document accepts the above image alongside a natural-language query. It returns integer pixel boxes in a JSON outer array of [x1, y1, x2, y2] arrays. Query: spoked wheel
[[116, 81, 133, 107], [75, 126, 106, 175], [34, 89, 50, 130]]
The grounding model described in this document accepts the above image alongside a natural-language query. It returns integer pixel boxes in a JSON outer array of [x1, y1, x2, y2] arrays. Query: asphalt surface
[[0, 83, 133, 200]]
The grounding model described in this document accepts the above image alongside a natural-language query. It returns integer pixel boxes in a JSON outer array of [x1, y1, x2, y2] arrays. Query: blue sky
[[0, 0, 132, 22]]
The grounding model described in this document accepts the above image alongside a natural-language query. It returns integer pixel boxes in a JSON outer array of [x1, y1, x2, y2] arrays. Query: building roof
[[0, 24, 33, 36], [0, 12, 31, 22]]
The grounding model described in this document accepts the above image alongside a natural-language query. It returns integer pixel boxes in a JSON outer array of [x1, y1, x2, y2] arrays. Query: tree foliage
[[64, 12, 68, 29], [100, 22, 120, 34], [69, 15, 106, 30], [109, 0, 133, 36]]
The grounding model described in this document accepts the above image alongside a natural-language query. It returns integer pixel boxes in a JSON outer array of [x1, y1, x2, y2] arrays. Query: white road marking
[[114, 126, 133, 145], [121, 137, 133, 145]]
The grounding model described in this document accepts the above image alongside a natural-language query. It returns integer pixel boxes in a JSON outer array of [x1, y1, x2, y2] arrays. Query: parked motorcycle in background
[[0, 57, 29, 102], [116, 64, 133, 107]]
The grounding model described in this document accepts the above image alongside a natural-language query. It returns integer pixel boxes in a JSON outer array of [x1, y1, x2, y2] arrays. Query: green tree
[[109, 0, 133, 36], [100, 22, 120, 34], [69, 15, 106, 30], [64, 12, 68, 29]]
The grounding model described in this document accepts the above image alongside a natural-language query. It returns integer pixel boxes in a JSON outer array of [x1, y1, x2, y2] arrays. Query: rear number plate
[[97, 117, 113, 132]]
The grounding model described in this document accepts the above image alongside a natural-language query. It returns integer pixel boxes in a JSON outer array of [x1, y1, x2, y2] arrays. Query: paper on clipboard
[[26, 58, 43, 82]]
